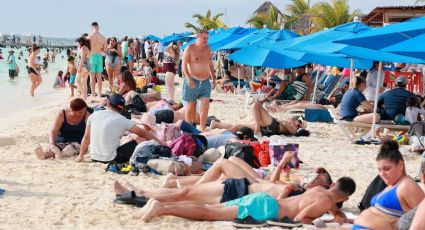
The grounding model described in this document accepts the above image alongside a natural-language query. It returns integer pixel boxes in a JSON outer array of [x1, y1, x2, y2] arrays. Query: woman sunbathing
[[210, 101, 308, 137], [35, 98, 90, 159], [353, 140, 424, 229]]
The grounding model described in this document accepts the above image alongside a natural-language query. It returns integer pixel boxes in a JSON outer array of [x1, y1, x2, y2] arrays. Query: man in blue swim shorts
[[87, 22, 107, 97], [139, 177, 356, 224], [181, 29, 216, 131]]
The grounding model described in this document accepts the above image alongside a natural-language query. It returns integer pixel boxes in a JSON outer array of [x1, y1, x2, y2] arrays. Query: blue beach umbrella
[[209, 27, 257, 51], [141, 35, 161, 41], [286, 22, 425, 64], [217, 28, 275, 50], [227, 30, 303, 68], [382, 33, 425, 60], [161, 32, 193, 46], [335, 16, 425, 50]]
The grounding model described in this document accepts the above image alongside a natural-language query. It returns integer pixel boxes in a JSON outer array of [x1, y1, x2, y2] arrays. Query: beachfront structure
[[254, 1, 283, 17], [362, 5, 425, 27]]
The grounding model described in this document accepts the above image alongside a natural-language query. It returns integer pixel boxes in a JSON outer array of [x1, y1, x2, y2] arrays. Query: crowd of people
[[8, 21, 422, 229]]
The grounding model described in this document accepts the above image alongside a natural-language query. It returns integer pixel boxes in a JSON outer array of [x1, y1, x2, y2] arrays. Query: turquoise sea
[[0, 47, 69, 118]]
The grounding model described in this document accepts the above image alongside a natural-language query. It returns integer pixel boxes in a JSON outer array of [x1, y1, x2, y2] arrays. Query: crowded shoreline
[[1, 8, 425, 228]]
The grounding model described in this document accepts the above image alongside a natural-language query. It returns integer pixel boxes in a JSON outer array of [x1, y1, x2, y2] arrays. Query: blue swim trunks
[[225, 192, 279, 221], [70, 74, 76, 84], [182, 77, 211, 102], [90, 53, 103, 73]]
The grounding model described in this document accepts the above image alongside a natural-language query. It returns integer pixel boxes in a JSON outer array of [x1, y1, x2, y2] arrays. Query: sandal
[[114, 191, 148, 207], [266, 216, 302, 228], [232, 216, 267, 228]]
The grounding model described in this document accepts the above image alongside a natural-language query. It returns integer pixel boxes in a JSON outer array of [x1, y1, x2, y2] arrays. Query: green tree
[[311, 0, 362, 31], [284, 0, 312, 34], [247, 6, 283, 29], [185, 10, 227, 32]]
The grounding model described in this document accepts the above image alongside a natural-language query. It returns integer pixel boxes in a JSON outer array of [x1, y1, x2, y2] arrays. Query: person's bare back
[[186, 44, 212, 81], [88, 32, 107, 54]]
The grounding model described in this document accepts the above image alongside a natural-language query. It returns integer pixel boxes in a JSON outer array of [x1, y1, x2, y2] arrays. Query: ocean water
[[0, 47, 70, 118]]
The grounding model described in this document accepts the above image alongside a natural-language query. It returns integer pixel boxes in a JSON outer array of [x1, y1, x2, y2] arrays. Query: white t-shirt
[[366, 69, 385, 101], [405, 107, 425, 124], [88, 110, 135, 162], [144, 41, 151, 53], [143, 66, 152, 76]]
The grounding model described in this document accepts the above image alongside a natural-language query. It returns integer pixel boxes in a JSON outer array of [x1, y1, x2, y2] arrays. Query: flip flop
[[266, 216, 302, 227], [232, 216, 267, 228], [113, 191, 148, 207]]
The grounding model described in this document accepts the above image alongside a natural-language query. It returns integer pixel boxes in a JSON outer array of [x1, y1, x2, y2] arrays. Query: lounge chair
[[328, 109, 409, 142]]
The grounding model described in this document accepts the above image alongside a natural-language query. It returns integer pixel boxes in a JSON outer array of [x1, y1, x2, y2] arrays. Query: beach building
[[362, 5, 425, 27]]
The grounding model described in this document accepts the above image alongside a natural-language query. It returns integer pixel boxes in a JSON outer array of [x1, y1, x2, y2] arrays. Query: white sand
[[0, 78, 422, 229]]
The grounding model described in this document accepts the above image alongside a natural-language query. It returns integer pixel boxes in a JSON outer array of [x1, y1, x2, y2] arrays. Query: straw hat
[[140, 113, 159, 130]]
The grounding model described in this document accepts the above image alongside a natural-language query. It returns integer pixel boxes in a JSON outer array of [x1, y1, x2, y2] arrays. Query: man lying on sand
[[137, 177, 356, 223], [115, 153, 350, 223]]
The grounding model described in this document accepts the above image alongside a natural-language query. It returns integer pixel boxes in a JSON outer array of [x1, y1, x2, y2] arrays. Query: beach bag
[[238, 140, 271, 167], [408, 121, 425, 137], [134, 145, 172, 164], [269, 142, 300, 169], [224, 143, 260, 168], [169, 133, 206, 156], [358, 175, 386, 211], [158, 123, 182, 142], [127, 94, 147, 113]]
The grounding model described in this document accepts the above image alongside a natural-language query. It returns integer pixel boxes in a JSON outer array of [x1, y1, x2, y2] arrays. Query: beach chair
[[328, 109, 409, 142]]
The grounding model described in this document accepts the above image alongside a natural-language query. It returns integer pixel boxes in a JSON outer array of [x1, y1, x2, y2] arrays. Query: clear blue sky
[[1, 0, 417, 38]]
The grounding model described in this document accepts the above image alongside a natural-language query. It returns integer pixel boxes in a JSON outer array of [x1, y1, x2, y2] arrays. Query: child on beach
[[66, 56, 78, 97], [143, 59, 153, 78], [42, 57, 49, 73], [53, 71, 66, 88], [405, 96, 425, 124]]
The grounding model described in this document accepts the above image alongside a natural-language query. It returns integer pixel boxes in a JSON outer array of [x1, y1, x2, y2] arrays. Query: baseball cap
[[396, 76, 407, 86], [236, 127, 257, 141], [107, 94, 125, 108]]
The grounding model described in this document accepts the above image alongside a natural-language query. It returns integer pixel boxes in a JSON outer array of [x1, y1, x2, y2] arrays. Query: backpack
[[130, 94, 147, 113], [409, 121, 425, 137], [358, 175, 386, 211], [169, 134, 207, 157], [224, 142, 261, 168], [239, 140, 271, 167]]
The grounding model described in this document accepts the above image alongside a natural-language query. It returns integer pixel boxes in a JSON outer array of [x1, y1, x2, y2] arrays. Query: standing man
[[134, 38, 142, 63], [182, 29, 216, 131], [87, 22, 107, 97]]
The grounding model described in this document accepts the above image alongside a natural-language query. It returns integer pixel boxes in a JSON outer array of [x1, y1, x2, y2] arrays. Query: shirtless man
[[182, 29, 216, 131], [138, 177, 355, 223], [87, 22, 107, 97]]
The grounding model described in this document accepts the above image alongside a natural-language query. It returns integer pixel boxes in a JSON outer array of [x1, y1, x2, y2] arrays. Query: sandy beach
[[0, 78, 423, 229]]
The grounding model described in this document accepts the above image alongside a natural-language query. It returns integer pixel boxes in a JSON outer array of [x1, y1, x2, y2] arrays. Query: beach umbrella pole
[[349, 58, 355, 88], [237, 66, 241, 94], [311, 64, 321, 103], [371, 61, 383, 140]]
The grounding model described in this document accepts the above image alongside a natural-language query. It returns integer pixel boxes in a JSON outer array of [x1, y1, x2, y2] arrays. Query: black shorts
[[220, 178, 250, 203], [155, 109, 174, 124], [341, 117, 354, 121], [9, 70, 16, 78], [92, 140, 138, 164]]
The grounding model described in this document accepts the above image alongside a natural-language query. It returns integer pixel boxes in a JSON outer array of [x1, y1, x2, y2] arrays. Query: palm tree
[[311, 0, 362, 31], [284, 0, 312, 34], [185, 10, 227, 32], [247, 6, 283, 29]]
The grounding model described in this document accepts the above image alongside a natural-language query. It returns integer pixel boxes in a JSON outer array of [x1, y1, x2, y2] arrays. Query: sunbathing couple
[[114, 152, 355, 224]]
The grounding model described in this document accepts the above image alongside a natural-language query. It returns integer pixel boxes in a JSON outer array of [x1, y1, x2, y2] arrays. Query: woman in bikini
[[105, 37, 122, 92], [28, 45, 42, 96], [163, 42, 180, 102], [117, 70, 136, 96], [127, 39, 135, 73], [353, 140, 424, 230], [75, 37, 91, 99], [210, 101, 308, 137]]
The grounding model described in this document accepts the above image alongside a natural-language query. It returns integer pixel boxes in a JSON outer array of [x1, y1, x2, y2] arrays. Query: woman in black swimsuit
[[28, 45, 42, 96], [210, 101, 308, 137], [35, 98, 90, 160]]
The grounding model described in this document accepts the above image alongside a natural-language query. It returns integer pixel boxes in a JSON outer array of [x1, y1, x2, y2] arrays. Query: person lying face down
[[137, 176, 356, 223], [114, 153, 348, 223]]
